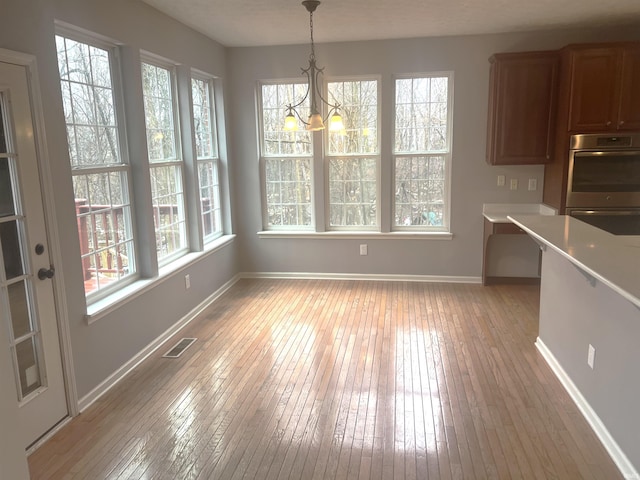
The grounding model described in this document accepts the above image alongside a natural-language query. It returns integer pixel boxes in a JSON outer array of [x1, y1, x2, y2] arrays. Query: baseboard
[[484, 276, 540, 285], [535, 338, 639, 480], [78, 274, 241, 412], [240, 271, 482, 284]]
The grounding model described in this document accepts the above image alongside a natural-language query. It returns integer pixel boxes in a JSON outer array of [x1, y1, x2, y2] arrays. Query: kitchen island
[[508, 214, 640, 479]]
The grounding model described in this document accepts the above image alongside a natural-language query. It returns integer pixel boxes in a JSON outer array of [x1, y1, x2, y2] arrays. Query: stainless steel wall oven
[[566, 133, 640, 235]]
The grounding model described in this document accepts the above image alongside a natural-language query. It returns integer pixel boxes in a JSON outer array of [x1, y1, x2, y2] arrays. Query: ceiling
[[141, 0, 640, 48]]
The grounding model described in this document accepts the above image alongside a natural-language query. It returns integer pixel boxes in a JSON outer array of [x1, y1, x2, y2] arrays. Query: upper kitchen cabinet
[[486, 51, 559, 165], [566, 44, 640, 132]]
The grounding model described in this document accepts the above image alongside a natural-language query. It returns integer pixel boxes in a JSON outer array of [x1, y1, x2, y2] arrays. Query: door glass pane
[[16, 337, 42, 397], [0, 220, 23, 278], [8, 280, 32, 339], [0, 104, 6, 152], [0, 159, 15, 217]]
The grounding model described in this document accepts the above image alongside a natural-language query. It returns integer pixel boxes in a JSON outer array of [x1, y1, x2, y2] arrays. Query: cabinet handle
[[606, 120, 612, 126], [620, 120, 625, 126]]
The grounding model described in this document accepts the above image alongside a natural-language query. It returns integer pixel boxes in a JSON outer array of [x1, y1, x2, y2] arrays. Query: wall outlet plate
[[528, 178, 537, 191], [510, 178, 518, 190], [497, 175, 506, 187], [359, 244, 368, 256]]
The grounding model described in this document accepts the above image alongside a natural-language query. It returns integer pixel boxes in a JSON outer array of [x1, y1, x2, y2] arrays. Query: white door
[[0, 60, 67, 449]]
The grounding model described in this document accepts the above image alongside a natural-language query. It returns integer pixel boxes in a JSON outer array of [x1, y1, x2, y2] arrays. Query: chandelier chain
[[309, 9, 315, 60]]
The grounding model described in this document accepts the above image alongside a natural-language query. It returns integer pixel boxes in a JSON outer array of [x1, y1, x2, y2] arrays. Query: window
[[326, 79, 379, 230], [259, 83, 312, 229], [393, 75, 452, 230], [141, 61, 188, 261], [55, 33, 136, 298], [191, 75, 222, 242]]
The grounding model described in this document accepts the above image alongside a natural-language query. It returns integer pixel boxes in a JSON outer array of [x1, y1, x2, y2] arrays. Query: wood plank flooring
[[28, 279, 623, 479]]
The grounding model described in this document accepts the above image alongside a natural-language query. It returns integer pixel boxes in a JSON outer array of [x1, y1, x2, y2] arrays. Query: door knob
[[37, 266, 55, 280]]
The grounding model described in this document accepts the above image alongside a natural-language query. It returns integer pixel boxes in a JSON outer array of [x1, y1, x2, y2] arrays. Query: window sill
[[85, 234, 236, 325], [257, 230, 453, 240]]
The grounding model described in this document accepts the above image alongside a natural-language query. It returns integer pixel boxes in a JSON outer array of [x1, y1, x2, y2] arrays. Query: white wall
[[227, 27, 640, 278]]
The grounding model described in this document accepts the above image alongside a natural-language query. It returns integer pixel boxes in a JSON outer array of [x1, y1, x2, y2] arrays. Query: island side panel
[[538, 248, 640, 472]]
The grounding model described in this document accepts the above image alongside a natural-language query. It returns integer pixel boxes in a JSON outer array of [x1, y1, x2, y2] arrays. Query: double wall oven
[[565, 133, 640, 235]]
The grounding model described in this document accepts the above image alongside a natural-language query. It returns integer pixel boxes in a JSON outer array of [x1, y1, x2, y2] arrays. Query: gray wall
[[228, 27, 640, 278], [3, 0, 640, 408], [539, 248, 640, 473], [1, 0, 239, 400]]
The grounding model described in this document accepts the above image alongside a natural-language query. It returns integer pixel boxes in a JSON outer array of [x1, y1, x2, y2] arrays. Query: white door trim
[[0, 48, 78, 418]]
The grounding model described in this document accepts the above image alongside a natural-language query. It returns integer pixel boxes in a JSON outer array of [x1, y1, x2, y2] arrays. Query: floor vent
[[163, 338, 197, 358]]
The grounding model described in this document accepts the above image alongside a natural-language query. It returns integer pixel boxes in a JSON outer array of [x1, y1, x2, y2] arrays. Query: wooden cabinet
[[486, 51, 559, 165], [618, 46, 640, 130], [567, 44, 640, 132]]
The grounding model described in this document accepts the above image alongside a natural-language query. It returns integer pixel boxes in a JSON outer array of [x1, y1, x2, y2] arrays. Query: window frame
[[140, 55, 189, 264], [324, 76, 381, 232], [392, 72, 454, 233], [55, 26, 139, 303], [258, 79, 315, 231], [190, 71, 223, 244]]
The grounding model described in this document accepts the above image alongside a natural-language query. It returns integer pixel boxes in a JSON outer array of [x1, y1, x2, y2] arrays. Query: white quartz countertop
[[483, 203, 557, 223], [508, 214, 640, 309]]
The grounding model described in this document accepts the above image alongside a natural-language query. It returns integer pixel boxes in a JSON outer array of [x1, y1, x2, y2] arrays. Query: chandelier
[[283, 0, 344, 132]]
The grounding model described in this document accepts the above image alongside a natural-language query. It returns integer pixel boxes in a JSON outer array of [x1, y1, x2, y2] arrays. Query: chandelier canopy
[[283, 0, 344, 132]]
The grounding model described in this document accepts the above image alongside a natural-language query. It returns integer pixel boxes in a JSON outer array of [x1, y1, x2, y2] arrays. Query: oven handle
[[568, 209, 640, 216]]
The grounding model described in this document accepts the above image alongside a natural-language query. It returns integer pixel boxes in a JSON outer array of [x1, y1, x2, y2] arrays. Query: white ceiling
[[141, 0, 640, 48]]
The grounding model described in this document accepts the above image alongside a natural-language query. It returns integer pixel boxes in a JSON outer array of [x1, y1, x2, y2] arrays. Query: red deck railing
[[75, 198, 214, 293]]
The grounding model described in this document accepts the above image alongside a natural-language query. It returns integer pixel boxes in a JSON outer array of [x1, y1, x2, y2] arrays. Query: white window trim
[[85, 234, 236, 324], [191, 71, 223, 243], [391, 72, 454, 233], [256, 230, 452, 240], [324, 76, 382, 232], [141, 55, 190, 265], [258, 80, 315, 231], [55, 25, 141, 304]]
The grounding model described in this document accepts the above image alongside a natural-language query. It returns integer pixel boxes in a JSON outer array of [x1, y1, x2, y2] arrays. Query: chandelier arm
[[286, 80, 312, 111], [312, 67, 341, 119], [284, 0, 344, 130], [289, 104, 310, 126]]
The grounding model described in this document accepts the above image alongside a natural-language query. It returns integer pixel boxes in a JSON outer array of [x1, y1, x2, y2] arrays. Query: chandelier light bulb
[[284, 111, 298, 131], [307, 113, 325, 131], [329, 111, 344, 132]]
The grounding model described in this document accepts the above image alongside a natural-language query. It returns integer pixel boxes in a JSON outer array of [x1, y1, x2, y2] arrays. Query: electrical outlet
[[587, 344, 596, 369], [510, 178, 518, 190], [185, 274, 191, 290], [528, 178, 537, 191], [359, 244, 368, 256], [497, 175, 506, 187]]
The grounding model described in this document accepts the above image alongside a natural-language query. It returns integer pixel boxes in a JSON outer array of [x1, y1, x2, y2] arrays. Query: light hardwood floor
[[28, 279, 623, 479]]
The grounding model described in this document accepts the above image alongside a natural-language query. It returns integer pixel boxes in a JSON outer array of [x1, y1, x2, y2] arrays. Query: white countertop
[[483, 203, 557, 223], [508, 214, 640, 309]]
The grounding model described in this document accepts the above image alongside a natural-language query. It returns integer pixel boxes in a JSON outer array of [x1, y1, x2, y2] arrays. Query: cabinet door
[[486, 52, 558, 165], [617, 46, 640, 131], [567, 48, 619, 132]]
